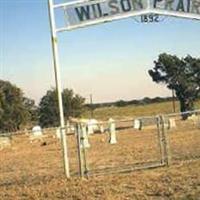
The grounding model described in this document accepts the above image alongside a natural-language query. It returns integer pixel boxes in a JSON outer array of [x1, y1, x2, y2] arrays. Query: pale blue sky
[[1, 0, 200, 104]]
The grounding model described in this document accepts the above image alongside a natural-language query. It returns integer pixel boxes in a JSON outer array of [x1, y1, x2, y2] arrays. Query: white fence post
[[81, 123, 90, 148], [160, 115, 171, 166], [109, 118, 117, 144], [76, 124, 84, 177]]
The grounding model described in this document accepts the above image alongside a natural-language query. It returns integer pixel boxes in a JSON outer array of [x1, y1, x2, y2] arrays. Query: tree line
[[86, 96, 177, 109], [0, 81, 85, 132], [0, 53, 199, 132]]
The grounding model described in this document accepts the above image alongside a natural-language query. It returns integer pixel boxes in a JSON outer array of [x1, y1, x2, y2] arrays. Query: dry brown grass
[[0, 118, 200, 199]]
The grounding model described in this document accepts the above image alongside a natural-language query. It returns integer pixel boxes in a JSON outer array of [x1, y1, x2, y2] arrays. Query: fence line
[[73, 110, 200, 178], [1, 109, 200, 178]]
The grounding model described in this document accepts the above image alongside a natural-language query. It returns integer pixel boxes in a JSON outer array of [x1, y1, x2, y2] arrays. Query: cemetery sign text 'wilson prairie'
[[63, 0, 200, 28], [64, 0, 147, 28]]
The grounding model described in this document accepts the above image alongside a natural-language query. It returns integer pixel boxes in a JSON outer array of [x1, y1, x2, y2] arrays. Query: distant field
[[83, 100, 200, 120]]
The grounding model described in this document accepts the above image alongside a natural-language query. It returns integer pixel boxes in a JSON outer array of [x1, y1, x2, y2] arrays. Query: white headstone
[[66, 121, 70, 133], [87, 122, 94, 134], [32, 126, 42, 136], [188, 114, 198, 121], [134, 119, 141, 130], [109, 118, 117, 144], [30, 126, 43, 142], [55, 128, 61, 139], [70, 125, 75, 133], [0, 136, 11, 150], [169, 118, 176, 128]]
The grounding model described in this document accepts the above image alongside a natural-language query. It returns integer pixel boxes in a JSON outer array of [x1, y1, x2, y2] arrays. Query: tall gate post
[[48, 0, 70, 178], [76, 123, 89, 178], [76, 123, 84, 177], [156, 116, 165, 165], [160, 115, 171, 166]]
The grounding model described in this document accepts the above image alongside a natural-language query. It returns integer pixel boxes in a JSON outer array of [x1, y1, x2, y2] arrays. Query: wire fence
[[164, 110, 200, 163], [75, 116, 168, 177], [0, 109, 200, 182]]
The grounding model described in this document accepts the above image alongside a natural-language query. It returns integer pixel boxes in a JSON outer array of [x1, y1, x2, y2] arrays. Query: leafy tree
[[0, 80, 34, 132], [148, 53, 200, 118], [115, 100, 127, 107], [23, 97, 38, 122], [39, 88, 85, 127]]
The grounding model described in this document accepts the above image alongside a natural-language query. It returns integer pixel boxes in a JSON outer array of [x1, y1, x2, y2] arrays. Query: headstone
[[161, 117, 170, 129], [32, 126, 42, 136], [30, 126, 43, 142], [88, 119, 100, 134], [108, 118, 117, 144], [88, 124, 94, 135], [70, 125, 75, 133], [134, 119, 142, 130], [65, 121, 75, 134], [66, 121, 70, 133], [168, 118, 176, 129], [87, 120, 94, 135], [55, 128, 61, 139], [188, 114, 198, 121], [0, 136, 11, 150]]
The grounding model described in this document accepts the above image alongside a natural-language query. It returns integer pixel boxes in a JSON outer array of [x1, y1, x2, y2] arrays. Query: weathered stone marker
[[108, 118, 117, 144], [188, 114, 199, 126], [66, 121, 70, 133], [0, 136, 11, 150], [134, 119, 142, 130], [66, 121, 75, 134], [87, 119, 100, 134], [55, 128, 61, 139], [168, 118, 176, 129], [30, 126, 43, 142], [87, 121, 94, 134]]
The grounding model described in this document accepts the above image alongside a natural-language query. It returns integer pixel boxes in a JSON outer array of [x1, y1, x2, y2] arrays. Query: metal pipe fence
[[0, 109, 200, 180], [75, 116, 168, 177]]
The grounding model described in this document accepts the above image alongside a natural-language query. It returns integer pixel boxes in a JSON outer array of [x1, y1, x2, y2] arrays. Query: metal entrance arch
[[48, 0, 200, 177]]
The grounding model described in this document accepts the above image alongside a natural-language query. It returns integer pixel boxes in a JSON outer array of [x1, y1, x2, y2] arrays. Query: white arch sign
[[53, 0, 200, 31], [48, 0, 200, 178]]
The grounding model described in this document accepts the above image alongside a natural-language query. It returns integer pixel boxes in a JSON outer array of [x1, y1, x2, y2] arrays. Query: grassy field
[[0, 101, 200, 200], [83, 100, 200, 120]]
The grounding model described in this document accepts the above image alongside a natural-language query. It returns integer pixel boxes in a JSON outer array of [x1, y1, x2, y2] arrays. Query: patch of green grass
[[83, 100, 200, 120]]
